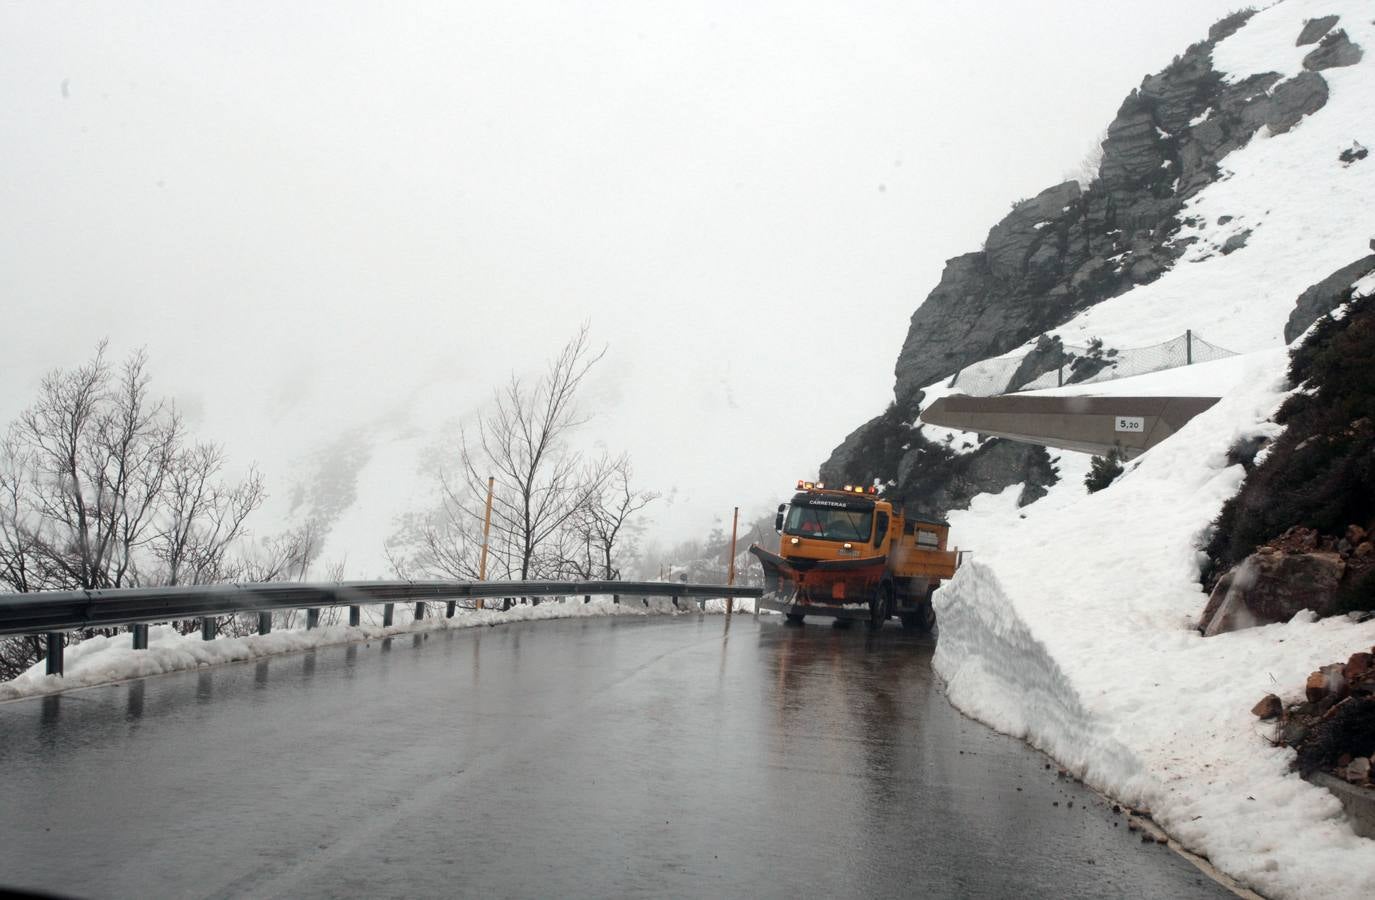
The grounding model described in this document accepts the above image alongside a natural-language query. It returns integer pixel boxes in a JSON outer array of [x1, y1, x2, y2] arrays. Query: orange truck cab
[[750, 481, 958, 630]]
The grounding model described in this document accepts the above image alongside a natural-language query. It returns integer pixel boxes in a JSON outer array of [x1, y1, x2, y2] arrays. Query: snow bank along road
[[0, 615, 1232, 899]]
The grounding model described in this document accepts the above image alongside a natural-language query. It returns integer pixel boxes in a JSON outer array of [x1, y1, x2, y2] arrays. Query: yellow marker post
[[477, 476, 495, 609], [726, 506, 739, 615]]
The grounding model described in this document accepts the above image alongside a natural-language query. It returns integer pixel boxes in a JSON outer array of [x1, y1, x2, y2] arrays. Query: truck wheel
[[902, 596, 937, 633], [868, 584, 893, 631], [785, 613, 805, 626]]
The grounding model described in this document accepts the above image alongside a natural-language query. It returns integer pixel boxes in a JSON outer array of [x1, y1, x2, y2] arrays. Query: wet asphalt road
[[0, 614, 1232, 899]]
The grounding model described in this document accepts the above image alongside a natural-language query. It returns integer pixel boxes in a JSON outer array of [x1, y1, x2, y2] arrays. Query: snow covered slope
[[928, 2, 1375, 896]]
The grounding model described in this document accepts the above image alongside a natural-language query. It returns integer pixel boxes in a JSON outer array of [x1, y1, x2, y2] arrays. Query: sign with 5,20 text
[[1114, 416, 1145, 433]]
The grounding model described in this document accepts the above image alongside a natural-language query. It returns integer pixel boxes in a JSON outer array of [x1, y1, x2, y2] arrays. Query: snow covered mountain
[[820, 2, 1375, 896]]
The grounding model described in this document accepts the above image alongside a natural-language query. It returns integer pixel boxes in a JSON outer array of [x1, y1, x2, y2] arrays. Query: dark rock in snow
[[1252, 694, 1283, 720], [1346, 652, 1374, 681], [1006, 334, 1068, 393], [1239, 71, 1329, 135], [1220, 230, 1252, 255], [1296, 15, 1340, 46], [1338, 142, 1368, 165], [1283, 254, 1375, 343], [1307, 670, 1331, 703], [1201, 551, 1346, 635], [984, 182, 1081, 280], [1303, 30, 1364, 71]]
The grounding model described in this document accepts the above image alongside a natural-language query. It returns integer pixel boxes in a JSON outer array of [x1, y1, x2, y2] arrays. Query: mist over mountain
[[0, 1, 1253, 577]]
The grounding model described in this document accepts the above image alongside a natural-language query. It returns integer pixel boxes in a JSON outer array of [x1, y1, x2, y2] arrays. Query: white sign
[[1115, 416, 1145, 433]]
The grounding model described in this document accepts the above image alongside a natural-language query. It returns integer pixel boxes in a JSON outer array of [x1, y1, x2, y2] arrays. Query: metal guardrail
[[0, 580, 764, 676]]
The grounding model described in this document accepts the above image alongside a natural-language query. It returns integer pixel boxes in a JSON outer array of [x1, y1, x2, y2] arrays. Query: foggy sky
[[2, 1, 1246, 557]]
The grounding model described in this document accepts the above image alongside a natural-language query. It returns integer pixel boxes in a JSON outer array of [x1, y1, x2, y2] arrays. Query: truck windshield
[[783, 505, 874, 542]]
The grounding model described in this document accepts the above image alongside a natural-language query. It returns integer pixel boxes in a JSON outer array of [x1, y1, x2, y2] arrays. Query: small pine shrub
[[1085, 448, 1125, 493]]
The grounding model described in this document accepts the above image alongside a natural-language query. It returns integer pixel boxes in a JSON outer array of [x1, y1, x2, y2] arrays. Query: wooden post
[[477, 476, 495, 609], [726, 506, 739, 615]]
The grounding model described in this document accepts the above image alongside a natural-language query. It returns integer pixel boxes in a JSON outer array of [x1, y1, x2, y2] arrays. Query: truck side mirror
[[774, 503, 786, 532]]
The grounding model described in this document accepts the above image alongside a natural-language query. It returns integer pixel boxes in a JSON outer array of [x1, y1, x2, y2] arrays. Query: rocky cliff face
[[823, 9, 1362, 517]]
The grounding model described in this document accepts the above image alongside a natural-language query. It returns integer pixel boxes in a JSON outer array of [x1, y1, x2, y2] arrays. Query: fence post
[[726, 507, 740, 616], [383, 603, 395, 626], [306, 608, 320, 630], [1186, 329, 1193, 365], [201, 617, 216, 641], [131, 623, 149, 649], [45, 633, 63, 676], [1057, 365, 1064, 387], [258, 612, 272, 635], [349, 605, 361, 627]]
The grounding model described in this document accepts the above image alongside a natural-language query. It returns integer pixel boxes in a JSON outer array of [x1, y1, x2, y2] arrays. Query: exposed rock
[[1283, 254, 1375, 343], [1239, 71, 1329, 136], [1308, 671, 1331, 703], [1321, 663, 1351, 702], [1346, 756, 1371, 784], [1303, 30, 1364, 71], [1340, 142, 1369, 165], [1202, 551, 1346, 635], [1252, 694, 1283, 719], [1127, 254, 1165, 284], [1296, 15, 1340, 46], [984, 182, 1081, 280], [818, 399, 1057, 523], [1220, 229, 1252, 255], [1347, 652, 1374, 681], [1006, 334, 1068, 393]]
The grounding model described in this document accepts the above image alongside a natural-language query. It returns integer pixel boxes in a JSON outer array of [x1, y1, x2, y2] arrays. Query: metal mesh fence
[[947, 331, 1237, 397]]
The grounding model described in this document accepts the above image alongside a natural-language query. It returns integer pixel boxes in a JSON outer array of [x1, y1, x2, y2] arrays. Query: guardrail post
[[131, 623, 149, 649], [414, 602, 425, 621], [202, 617, 216, 641], [45, 633, 63, 676], [258, 612, 273, 635], [1186, 329, 1193, 365], [349, 605, 361, 627], [306, 608, 320, 630], [446, 600, 456, 618], [383, 603, 395, 627]]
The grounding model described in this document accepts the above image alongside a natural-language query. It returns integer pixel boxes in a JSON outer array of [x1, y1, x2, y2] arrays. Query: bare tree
[[422, 327, 614, 589], [154, 444, 265, 585], [0, 344, 270, 678], [239, 522, 321, 583], [1066, 128, 1108, 189], [575, 456, 658, 579], [10, 343, 179, 589]]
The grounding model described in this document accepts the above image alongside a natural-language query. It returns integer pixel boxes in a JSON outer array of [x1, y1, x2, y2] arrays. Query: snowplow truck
[[750, 481, 958, 630]]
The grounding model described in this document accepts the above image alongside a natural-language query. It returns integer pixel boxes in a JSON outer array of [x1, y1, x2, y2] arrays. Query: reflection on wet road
[[0, 616, 1231, 898]]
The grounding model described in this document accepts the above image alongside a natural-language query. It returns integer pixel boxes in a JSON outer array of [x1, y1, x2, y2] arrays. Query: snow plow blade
[[750, 545, 887, 620]]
